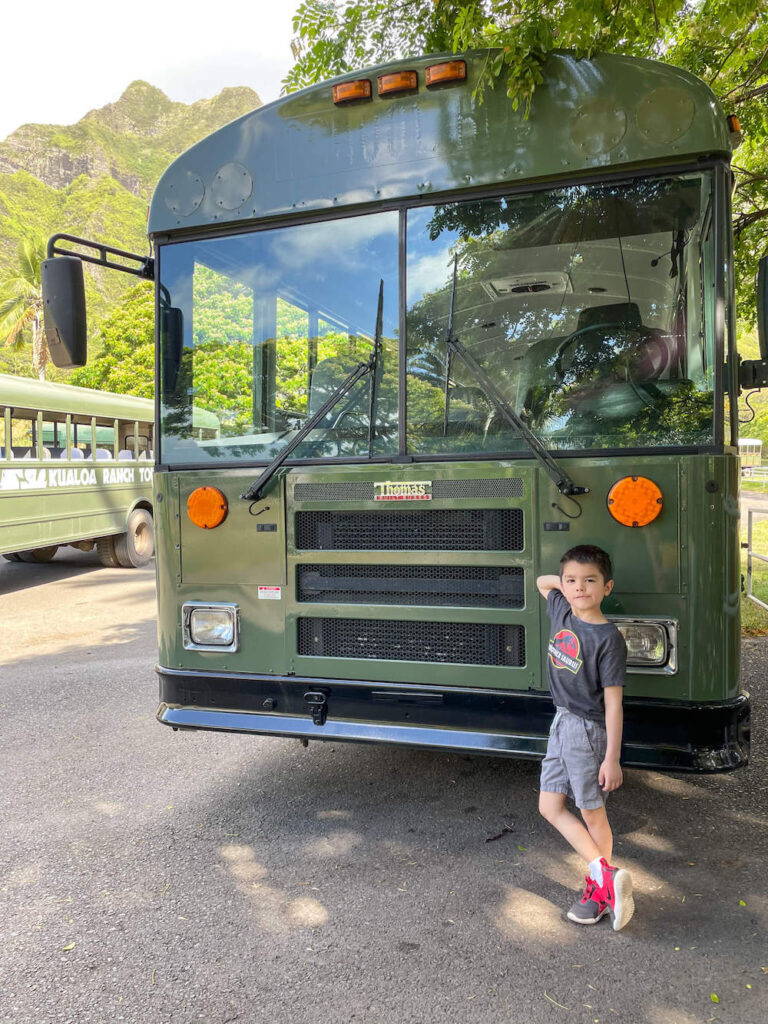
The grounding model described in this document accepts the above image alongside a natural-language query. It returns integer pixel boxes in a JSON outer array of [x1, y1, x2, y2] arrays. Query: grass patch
[[740, 512, 768, 635], [739, 477, 768, 492]]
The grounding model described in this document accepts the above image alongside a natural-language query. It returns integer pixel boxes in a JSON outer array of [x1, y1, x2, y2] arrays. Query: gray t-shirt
[[545, 590, 627, 721]]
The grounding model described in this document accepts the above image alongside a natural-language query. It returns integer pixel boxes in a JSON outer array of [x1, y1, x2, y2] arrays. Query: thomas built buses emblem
[[548, 629, 583, 674], [374, 480, 432, 501]]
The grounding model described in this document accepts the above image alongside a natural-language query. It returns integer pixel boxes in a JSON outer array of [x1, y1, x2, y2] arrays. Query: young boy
[[536, 544, 634, 931]]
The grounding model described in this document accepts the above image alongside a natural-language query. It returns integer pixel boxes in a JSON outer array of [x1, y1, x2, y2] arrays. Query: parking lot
[[1, 552, 767, 1024]]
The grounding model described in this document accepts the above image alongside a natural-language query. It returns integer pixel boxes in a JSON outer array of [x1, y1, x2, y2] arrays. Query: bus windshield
[[158, 170, 715, 466], [159, 211, 399, 465], [407, 170, 715, 454]]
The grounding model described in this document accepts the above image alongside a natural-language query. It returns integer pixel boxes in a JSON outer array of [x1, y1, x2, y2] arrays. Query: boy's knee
[[539, 790, 564, 821], [580, 805, 608, 826]]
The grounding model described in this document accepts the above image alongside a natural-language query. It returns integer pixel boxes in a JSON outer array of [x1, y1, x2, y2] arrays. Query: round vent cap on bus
[[187, 486, 228, 529]]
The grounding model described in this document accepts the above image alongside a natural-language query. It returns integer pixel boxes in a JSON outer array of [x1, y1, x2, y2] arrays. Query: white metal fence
[[742, 465, 768, 488], [746, 508, 768, 610]]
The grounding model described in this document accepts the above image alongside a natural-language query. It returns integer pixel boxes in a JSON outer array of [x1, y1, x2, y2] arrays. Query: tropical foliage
[[0, 235, 49, 379], [286, 1, 768, 315], [70, 282, 155, 396], [0, 82, 262, 377]]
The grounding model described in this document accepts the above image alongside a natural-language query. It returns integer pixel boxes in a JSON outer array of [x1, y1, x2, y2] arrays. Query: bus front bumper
[[156, 667, 750, 773]]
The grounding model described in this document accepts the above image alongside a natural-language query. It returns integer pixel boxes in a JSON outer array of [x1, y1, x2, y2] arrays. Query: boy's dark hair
[[559, 544, 613, 583]]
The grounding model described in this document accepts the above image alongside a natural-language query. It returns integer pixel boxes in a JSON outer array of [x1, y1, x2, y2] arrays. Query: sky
[[0, 2, 297, 140]]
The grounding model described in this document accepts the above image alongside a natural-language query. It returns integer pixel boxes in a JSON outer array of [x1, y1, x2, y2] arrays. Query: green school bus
[[0, 374, 155, 566], [43, 51, 765, 770]]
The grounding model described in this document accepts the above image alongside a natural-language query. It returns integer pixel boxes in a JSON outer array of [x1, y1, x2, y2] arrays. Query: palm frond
[[1, 304, 35, 348], [0, 234, 46, 356]]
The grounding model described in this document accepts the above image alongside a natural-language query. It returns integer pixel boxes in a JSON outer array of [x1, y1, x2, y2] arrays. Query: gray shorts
[[540, 708, 608, 810]]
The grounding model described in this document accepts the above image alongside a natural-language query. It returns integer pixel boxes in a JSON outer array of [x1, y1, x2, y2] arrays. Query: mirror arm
[[47, 233, 154, 280]]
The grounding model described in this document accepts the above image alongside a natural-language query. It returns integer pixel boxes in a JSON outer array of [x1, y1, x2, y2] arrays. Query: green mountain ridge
[[0, 81, 261, 375], [0, 81, 261, 199]]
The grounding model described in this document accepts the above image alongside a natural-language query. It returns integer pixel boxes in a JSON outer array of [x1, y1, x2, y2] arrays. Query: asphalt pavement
[[1, 551, 767, 1024]]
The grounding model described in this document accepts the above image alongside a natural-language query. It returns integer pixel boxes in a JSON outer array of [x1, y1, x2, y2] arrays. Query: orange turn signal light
[[425, 60, 467, 87], [187, 486, 228, 529], [378, 70, 418, 96], [332, 79, 372, 104], [727, 114, 741, 133], [607, 476, 663, 528]]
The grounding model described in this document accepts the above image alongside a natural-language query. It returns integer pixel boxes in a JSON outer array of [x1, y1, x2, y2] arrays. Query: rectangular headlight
[[183, 602, 239, 652], [611, 618, 677, 672]]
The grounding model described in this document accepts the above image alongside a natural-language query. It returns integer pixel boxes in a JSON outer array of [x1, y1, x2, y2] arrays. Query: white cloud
[[0, 2, 295, 139], [407, 248, 454, 299], [267, 212, 399, 272]]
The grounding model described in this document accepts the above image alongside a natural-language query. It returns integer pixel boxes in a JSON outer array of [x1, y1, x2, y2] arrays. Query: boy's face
[[559, 559, 614, 614]]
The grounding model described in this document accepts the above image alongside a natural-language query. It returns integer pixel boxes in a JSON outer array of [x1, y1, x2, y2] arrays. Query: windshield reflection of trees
[[406, 177, 712, 453], [162, 333, 401, 461]]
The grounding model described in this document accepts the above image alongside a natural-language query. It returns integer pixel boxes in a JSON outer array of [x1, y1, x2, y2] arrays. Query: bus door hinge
[[739, 359, 768, 389], [304, 690, 330, 726]]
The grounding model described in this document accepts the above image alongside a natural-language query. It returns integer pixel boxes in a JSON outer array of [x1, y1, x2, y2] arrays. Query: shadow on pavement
[[0, 549, 153, 596]]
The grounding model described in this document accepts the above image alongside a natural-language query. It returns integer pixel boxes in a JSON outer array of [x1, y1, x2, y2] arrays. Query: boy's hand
[[599, 757, 623, 792]]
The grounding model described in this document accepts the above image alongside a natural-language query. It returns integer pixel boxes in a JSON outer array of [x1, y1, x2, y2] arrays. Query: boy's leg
[[578, 806, 634, 931], [538, 791, 602, 863], [539, 792, 614, 926], [580, 805, 613, 863], [539, 713, 603, 861]]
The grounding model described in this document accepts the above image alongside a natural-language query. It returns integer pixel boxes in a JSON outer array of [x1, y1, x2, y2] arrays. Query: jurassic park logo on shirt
[[548, 629, 583, 674]]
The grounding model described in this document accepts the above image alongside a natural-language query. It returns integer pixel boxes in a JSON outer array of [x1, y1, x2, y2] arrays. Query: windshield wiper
[[241, 281, 384, 503], [443, 257, 588, 498], [367, 281, 384, 458]]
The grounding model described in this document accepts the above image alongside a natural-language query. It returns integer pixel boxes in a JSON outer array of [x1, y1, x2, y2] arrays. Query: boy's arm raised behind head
[[536, 574, 562, 599]]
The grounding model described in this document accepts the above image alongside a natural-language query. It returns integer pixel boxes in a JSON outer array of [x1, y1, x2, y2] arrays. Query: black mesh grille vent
[[297, 617, 525, 666], [295, 508, 523, 551], [293, 478, 524, 502], [433, 478, 523, 499], [297, 564, 524, 608]]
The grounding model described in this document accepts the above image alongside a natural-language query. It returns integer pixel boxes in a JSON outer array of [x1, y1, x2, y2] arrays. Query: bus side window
[[0, 413, 15, 459], [10, 415, 34, 458]]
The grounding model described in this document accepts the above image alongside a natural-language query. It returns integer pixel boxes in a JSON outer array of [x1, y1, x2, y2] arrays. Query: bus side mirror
[[740, 255, 768, 389], [758, 254, 768, 362], [161, 305, 184, 393], [41, 255, 87, 368]]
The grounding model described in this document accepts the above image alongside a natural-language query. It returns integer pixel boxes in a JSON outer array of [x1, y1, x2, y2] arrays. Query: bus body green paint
[[56, 52, 751, 767]]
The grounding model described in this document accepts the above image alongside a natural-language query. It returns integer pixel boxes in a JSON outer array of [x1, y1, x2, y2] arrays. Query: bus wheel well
[[131, 499, 153, 516]]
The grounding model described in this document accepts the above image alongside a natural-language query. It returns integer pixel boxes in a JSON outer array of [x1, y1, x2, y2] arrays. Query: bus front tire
[[114, 509, 154, 568], [96, 535, 121, 568]]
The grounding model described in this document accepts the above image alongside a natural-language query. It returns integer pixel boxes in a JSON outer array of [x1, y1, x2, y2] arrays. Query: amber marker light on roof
[[607, 476, 663, 528], [377, 70, 418, 96], [727, 113, 743, 147], [425, 60, 467, 87], [187, 486, 228, 529], [332, 79, 372, 104]]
